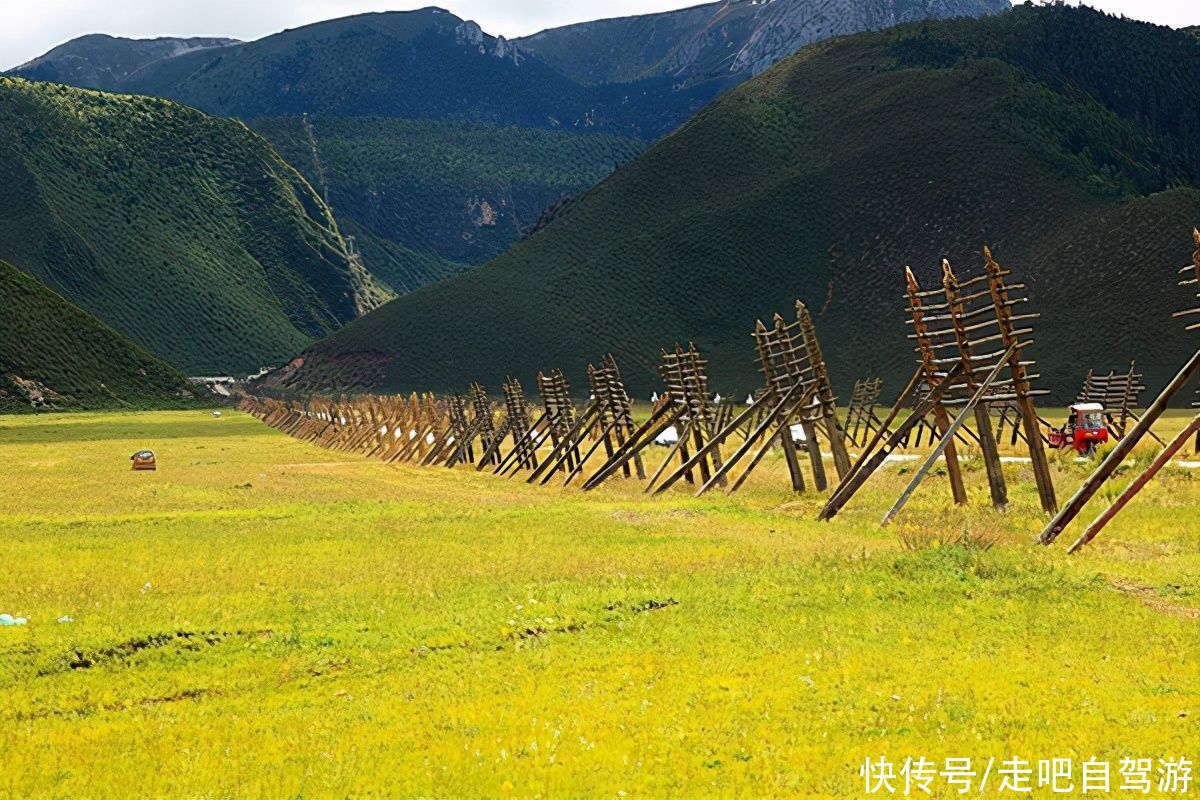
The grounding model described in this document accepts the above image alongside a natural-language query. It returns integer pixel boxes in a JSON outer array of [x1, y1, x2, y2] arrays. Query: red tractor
[[1048, 403, 1109, 457]]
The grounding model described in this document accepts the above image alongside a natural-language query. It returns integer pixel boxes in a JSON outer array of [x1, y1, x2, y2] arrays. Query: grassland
[[1, 409, 1196, 796]]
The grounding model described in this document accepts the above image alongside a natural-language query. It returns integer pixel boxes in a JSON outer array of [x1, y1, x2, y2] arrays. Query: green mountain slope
[[0, 260, 200, 411], [106, 8, 684, 290], [253, 116, 645, 279], [0, 78, 385, 375], [9, 34, 237, 91], [277, 5, 1200, 402]]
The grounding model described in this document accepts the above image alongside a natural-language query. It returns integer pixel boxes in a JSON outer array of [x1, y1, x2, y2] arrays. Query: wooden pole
[[1068, 412, 1200, 553], [881, 344, 1016, 526], [943, 259, 1009, 509], [820, 362, 967, 521], [984, 247, 1057, 514], [1038, 347, 1200, 544], [797, 301, 852, 478], [582, 402, 681, 490], [906, 266, 968, 505], [529, 403, 599, 484], [653, 394, 767, 495]]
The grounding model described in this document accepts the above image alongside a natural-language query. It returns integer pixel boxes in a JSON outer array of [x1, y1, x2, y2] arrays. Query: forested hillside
[[254, 116, 644, 288], [273, 5, 1200, 402], [0, 78, 384, 375], [0, 260, 200, 411]]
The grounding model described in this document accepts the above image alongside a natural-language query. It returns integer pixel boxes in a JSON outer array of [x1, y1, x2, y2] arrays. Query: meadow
[[0, 409, 1197, 797]]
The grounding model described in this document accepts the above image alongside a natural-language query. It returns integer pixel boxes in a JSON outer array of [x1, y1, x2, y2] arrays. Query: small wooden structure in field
[[445, 384, 501, 469], [844, 378, 883, 447], [822, 247, 1057, 522], [582, 342, 727, 492], [527, 354, 645, 486], [1075, 362, 1154, 442]]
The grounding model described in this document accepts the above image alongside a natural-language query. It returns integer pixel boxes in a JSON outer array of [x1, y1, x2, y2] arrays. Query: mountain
[[118, 10, 623, 129], [7, 3, 1009, 296], [9, 34, 238, 91], [252, 116, 645, 280], [268, 5, 1200, 403], [516, 0, 1009, 86], [0, 77, 384, 375], [0, 259, 200, 411]]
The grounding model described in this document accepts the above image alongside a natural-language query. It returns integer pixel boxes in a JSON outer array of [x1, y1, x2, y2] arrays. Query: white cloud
[[3, 1, 1198, 71]]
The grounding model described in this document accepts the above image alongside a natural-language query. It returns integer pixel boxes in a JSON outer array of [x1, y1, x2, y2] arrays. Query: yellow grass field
[[0, 409, 1197, 797]]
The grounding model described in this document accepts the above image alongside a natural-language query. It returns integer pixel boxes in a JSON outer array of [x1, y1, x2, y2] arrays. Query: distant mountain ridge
[[116, 9, 615, 130], [11, 34, 238, 91], [516, 0, 1010, 87]]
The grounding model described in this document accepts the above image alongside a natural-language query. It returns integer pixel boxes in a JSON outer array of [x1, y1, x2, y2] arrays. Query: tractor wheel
[[1084, 442, 1098, 459]]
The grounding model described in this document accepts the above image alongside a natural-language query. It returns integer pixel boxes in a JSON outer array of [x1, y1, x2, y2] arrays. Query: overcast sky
[[4, 0, 1199, 71]]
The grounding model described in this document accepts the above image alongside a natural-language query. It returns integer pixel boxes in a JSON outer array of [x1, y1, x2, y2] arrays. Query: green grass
[[0, 260, 202, 411], [0, 77, 386, 375], [289, 5, 1200, 402], [0, 409, 1196, 796]]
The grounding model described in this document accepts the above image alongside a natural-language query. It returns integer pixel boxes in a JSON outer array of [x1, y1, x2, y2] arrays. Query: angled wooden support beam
[[582, 401, 681, 490], [1122, 409, 1167, 447], [494, 411, 549, 475], [830, 367, 925, 502], [820, 362, 967, 522], [654, 392, 780, 496], [881, 343, 1016, 526], [529, 402, 599, 484], [725, 427, 787, 494], [1067, 412, 1200, 553], [563, 417, 625, 486], [644, 420, 697, 493], [474, 420, 513, 472], [1039, 347, 1200, 545], [688, 383, 806, 496], [498, 416, 557, 478], [445, 415, 486, 469]]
